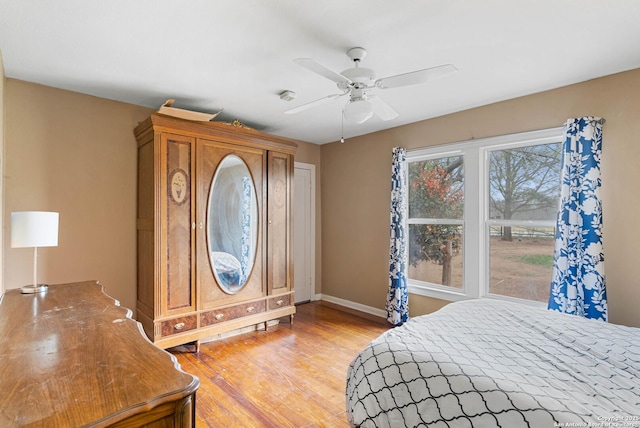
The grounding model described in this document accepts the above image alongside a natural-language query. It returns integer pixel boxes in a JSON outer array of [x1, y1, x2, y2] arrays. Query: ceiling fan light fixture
[[343, 99, 373, 124]]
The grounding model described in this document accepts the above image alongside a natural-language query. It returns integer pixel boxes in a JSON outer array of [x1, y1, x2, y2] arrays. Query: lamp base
[[20, 284, 49, 294]]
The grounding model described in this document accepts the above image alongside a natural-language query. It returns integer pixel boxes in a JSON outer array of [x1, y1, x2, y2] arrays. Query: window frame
[[406, 127, 564, 306]]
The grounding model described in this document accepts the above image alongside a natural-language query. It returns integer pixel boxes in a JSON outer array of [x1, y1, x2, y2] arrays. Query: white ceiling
[[1, 1, 639, 144]]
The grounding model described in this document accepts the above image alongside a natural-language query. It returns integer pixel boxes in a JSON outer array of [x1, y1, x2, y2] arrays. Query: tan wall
[[3, 79, 153, 311], [2, 79, 325, 312], [321, 68, 640, 328]]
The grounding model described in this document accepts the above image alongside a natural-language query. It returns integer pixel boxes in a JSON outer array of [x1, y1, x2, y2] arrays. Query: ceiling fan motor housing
[[341, 67, 375, 86], [349, 87, 368, 102], [341, 47, 375, 87]]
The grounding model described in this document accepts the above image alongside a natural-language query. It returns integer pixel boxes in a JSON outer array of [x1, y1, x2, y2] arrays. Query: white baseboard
[[314, 294, 386, 319]]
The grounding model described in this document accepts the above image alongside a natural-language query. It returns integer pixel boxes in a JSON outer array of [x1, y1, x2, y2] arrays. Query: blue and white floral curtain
[[385, 147, 409, 325], [548, 117, 607, 321]]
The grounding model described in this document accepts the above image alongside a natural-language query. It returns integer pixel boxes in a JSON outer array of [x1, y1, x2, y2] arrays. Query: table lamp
[[11, 211, 59, 294]]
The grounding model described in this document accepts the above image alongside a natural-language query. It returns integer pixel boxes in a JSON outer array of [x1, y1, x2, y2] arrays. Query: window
[[407, 128, 563, 304], [408, 155, 464, 290]]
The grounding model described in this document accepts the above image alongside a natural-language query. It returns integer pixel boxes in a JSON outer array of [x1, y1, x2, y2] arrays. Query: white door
[[293, 163, 315, 303]]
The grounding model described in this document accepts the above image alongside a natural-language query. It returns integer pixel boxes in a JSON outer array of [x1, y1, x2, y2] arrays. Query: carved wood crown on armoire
[[135, 114, 297, 349]]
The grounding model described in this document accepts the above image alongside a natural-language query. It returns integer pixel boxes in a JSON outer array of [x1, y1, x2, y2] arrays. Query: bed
[[346, 299, 640, 428], [211, 251, 243, 288]]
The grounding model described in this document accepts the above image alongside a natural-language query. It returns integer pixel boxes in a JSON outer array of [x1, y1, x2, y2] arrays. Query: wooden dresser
[[0, 281, 199, 427]]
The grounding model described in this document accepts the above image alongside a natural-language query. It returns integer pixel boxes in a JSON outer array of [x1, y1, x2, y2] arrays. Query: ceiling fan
[[285, 47, 458, 124]]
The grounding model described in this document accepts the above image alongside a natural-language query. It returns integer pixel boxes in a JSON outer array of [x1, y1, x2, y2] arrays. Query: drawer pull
[[215, 313, 224, 320], [174, 322, 186, 330], [276, 299, 284, 306], [247, 306, 255, 313]]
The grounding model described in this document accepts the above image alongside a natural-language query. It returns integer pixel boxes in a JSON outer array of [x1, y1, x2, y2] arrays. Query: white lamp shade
[[343, 99, 374, 124], [11, 211, 59, 248]]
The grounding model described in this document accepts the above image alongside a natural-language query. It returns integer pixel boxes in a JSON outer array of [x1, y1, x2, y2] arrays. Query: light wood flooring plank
[[170, 301, 390, 428]]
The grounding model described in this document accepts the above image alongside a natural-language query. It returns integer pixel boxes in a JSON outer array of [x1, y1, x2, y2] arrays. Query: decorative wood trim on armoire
[[135, 114, 297, 349]]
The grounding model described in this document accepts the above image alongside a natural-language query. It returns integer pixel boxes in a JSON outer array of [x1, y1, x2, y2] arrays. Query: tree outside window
[[489, 144, 562, 240]]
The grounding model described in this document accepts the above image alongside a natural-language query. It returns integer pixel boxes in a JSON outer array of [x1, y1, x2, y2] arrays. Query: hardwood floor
[[170, 302, 391, 428]]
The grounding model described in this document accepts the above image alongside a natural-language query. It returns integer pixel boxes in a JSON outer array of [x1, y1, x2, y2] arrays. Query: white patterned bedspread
[[346, 299, 640, 428]]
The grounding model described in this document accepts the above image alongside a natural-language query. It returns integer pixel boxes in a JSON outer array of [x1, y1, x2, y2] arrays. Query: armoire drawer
[[160, 315, 198, 337], [268, 294, 291, 310], [200, 300, 267, 327]]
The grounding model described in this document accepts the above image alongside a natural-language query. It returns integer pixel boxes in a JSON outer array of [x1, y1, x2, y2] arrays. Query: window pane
[[408, 224, 463, 288], [409, 156, 464, 219], [488, 142, 560, 302], [489, 144, 561, 222], [489, 226, 555, 302]]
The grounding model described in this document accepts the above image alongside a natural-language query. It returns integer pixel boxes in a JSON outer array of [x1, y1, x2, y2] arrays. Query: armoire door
[[197, 139, 266, 309], [267, 151, 293, 295], [162, 133, 196, 317]]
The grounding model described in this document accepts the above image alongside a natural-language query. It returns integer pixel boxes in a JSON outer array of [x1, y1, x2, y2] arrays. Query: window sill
[[408, 283, 548, 308], [407, 283, 471, 302]]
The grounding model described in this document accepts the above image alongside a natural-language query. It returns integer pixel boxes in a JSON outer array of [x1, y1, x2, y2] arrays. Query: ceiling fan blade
[[369, 96, 399, 121], [294, 58, 352, 86], [376, 64, 458, 89], [284, 92, 347, 115]]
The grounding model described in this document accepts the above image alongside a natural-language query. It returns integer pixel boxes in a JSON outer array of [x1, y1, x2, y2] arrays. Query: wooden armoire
[[135, 114, 297, 349]]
